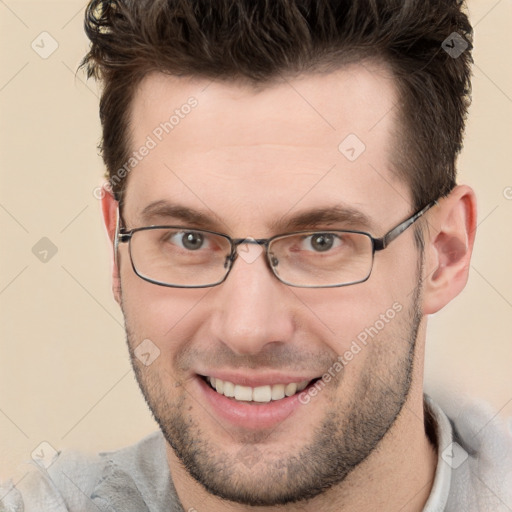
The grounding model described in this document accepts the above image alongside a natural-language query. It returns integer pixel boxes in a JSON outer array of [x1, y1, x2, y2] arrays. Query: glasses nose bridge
[[232, 236, 269, 248], [227, 236, 272, 268]]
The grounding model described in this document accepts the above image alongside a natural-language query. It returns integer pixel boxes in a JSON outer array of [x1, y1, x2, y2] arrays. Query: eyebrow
[[138, 200, 220, 230], [273, 206, 374, 233], [137, 200, 374, 234]]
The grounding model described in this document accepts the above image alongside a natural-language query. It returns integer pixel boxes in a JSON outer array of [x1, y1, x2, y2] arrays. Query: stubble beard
[[122, 282, 423, 506]]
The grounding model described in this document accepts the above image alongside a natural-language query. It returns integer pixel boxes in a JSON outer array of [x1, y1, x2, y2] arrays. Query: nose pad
[[223, 240, 278, 282], [224, 253, 233, 270]]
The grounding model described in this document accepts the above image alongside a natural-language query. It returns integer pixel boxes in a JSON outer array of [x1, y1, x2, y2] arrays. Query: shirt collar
[[422, 395, 454, 511]]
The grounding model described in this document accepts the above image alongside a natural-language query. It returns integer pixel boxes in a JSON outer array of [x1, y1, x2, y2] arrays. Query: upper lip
[[197, 371, 320, 388]]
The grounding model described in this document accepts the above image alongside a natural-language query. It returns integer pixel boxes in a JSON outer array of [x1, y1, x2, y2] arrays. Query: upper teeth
[[206, 377, 310, 403]]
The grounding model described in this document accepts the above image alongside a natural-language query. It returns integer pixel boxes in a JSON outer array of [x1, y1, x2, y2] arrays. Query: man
[[1, 0, 511, 510]]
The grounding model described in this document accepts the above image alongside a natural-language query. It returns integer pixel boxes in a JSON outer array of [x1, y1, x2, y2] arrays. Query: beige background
[[1, 0, 511, 482]]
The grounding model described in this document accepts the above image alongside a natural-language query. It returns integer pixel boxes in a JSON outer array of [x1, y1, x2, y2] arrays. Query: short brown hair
[[82, 0, 473, 210]]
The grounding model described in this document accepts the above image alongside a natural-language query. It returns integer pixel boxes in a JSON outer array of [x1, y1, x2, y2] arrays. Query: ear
[[422, 185, 477, 315], [101, 186, 122, 305]]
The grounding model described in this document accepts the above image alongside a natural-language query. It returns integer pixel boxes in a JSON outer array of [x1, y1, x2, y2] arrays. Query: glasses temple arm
[[373, 201, 437, 251]]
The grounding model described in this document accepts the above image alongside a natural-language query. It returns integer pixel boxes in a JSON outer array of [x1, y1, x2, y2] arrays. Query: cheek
[[120, 267, 210, 352], [293, 271, 414, 355]]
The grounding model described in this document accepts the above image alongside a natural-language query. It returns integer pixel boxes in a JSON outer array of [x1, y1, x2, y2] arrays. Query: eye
[[306, 233, 340, 252], [171, 231, 207, 251]]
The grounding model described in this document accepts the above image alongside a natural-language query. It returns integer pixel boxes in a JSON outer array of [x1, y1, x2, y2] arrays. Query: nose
[[209, 243, 295, 356]]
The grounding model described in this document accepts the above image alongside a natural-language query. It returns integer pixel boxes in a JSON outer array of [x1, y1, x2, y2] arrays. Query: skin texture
[[101, 63, 477, 511]]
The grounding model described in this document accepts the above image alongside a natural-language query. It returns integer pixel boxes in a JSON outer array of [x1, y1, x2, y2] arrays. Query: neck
[[166, 387, 437, 512]]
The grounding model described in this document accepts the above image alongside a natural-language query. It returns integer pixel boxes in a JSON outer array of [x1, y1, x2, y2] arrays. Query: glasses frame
[[115, 201, 436, 289]]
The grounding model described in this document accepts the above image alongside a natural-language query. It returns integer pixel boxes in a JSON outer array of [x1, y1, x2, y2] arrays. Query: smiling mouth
[[201, 376, 319, 403]]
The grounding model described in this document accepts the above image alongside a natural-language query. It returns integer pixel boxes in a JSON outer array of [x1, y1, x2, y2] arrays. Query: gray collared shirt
[[1, 395, 511, 511]]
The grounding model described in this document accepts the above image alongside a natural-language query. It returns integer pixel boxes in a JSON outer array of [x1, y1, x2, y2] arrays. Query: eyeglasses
[[115, 201, 435, 288]]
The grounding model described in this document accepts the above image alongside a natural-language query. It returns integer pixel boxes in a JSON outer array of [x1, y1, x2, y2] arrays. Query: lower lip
[[196, 376, 312, 430]]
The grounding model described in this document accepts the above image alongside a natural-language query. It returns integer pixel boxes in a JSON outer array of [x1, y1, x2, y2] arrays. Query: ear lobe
[[422, 185, 477, 315], [100, 186, 122, 304]]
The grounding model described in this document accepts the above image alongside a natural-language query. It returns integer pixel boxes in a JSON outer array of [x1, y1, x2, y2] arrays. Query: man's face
[[116, 65, 425, 505]]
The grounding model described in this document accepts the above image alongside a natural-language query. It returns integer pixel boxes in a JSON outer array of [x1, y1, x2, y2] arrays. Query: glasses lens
[[129, 228, 232, 287], [269, 231, 373, 287]]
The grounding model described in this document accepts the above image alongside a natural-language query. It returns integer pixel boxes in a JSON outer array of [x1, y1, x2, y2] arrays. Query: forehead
[[123, 64, 410, 235]]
